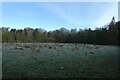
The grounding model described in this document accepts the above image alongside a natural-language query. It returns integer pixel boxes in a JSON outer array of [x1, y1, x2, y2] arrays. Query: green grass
[[2, 43, 118, 78]]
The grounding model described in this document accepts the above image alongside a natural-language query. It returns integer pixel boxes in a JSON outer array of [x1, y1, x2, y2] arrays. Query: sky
[[1, 2, 118, 31]]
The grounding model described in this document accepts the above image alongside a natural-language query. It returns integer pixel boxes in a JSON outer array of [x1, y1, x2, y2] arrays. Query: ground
[[2, 43, 119, 78]]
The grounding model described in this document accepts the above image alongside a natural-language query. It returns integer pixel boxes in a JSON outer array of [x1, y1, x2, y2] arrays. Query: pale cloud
[[46, 3, 118, 29], [36, 2, 118, 30], [93, 3, 118, 28], [40, 3, 82, 26]]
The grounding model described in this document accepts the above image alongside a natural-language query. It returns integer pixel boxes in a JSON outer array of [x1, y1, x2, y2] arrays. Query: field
[[2, 43, 118, 78]]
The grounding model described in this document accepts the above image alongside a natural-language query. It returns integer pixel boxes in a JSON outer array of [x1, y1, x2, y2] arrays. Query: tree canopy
[[1, 17, 119, 45]]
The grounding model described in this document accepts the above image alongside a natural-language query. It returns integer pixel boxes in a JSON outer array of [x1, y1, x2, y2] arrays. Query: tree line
[[1, 17, 119, 45]]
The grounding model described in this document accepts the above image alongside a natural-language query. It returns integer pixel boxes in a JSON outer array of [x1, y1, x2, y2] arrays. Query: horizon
[[1, 2, 118, 31]]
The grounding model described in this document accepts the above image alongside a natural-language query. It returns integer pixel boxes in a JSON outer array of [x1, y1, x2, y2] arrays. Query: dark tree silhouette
[[1, 17, 119, 45]]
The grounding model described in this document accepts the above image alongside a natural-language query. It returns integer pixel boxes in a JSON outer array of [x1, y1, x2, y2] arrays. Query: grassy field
[[2, 43, 118, 78]]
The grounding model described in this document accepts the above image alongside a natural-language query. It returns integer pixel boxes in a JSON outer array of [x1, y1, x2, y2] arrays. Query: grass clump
[[49, 46, 52, 49], [23, 45, 31, 48]]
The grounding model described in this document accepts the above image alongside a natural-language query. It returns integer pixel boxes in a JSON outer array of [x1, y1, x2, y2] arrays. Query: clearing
[[2, 43, 118, 78]]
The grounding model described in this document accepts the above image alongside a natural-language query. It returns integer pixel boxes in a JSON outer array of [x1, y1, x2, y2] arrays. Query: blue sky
[[2, 2, 118, 31]]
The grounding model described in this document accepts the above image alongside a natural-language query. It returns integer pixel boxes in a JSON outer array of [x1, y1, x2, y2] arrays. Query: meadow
[[2, 43, 118, 78]]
